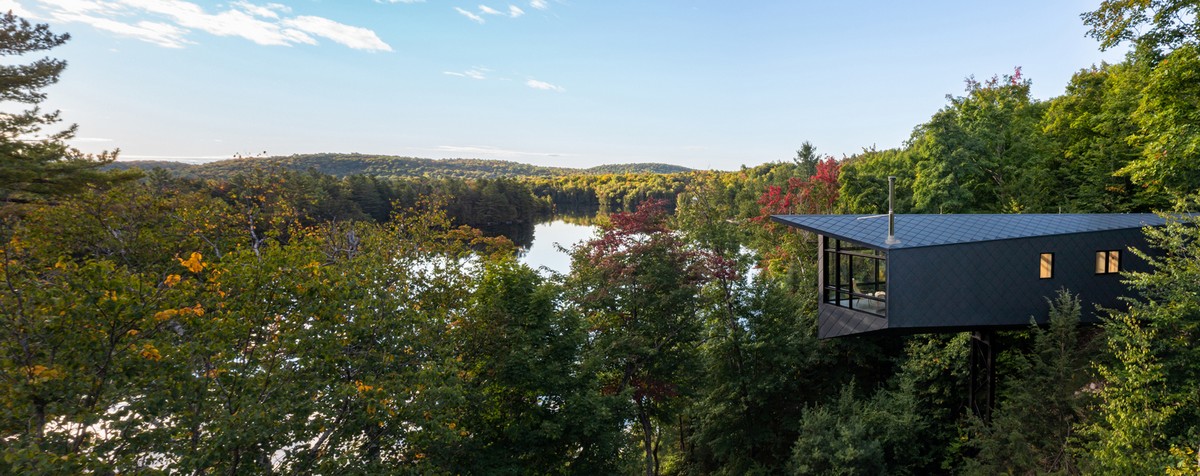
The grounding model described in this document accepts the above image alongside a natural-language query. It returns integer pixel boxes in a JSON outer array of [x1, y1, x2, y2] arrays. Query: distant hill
[[105, 160, 199, 175], [583, 163, 693, 174], [106, 153, 693, 179]]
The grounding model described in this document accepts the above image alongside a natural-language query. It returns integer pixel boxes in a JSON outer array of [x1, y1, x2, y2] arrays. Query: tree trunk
[[637, 398, 656, 476], [33, 399, 46, 442]]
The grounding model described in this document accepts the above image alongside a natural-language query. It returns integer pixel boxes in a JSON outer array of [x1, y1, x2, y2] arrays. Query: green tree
[[1121, 44, 1200, 199], [787, 334, 960, 476], [793, 141, 820, 178], [0, 12, 131, 206], [908, 71, 1053, 213], [961, 291, 1093, 474], [1083, 0, 1200, 53], [453, 259, 625, 474], [0, 253, 188, 473], [1082, 206, 1200, 474], [750, 157, 839, 285], [567, 200, 710, 476], [836, 147, 916, 214], [1042, 60, 1162, 212], [0, 181, 547, 473], [685, 275, 835, 475]]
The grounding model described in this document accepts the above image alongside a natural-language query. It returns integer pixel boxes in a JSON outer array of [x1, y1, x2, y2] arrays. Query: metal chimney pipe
[[886, 176, 900, 245]]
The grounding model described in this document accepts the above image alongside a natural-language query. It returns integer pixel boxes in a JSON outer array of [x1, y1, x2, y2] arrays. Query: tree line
[[145, 167, 550, 232], [106, 153, 692, 181]]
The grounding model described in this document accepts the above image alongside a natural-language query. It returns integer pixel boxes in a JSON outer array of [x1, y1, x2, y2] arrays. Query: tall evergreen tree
[[0, 12, 131, 206]]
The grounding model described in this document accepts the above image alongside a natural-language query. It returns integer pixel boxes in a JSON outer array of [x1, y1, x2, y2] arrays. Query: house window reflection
[[823, 237, 887, 317]]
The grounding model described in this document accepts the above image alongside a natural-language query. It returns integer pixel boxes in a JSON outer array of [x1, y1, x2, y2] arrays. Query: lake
[[517, 219, 597, 275]]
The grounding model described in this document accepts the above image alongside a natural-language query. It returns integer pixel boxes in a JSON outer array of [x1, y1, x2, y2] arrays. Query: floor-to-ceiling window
[[823, 236, 887, 317]]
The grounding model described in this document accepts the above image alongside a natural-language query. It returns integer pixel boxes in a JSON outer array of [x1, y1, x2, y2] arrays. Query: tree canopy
[[4, 2, 1200, 474]]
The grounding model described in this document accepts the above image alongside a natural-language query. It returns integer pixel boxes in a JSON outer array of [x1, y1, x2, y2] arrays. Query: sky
[[6, 0, 1130, 170]]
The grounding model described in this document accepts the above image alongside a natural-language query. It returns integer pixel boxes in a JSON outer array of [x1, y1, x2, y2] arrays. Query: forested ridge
[[4, 2, 1200, 474], [105, 153, 693, 180], [110, 154, 697, 217]]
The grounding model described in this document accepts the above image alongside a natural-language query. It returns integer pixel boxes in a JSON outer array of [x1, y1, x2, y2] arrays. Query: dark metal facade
[[773, 214, 1163, 339], [885, 228, 1149, 335]]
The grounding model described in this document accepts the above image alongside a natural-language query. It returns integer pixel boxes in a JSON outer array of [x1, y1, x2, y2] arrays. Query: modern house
[[770, 213, 1168, 339]]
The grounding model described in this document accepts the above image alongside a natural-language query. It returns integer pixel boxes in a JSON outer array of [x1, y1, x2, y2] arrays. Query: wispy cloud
[[282, 16, 392, 52], [28, 0, 391, 51], [433, 145, 570, 159], [526, 79, 564, 92], [230, 1, 287, 19], [444, 67, 489, 80], [529, 0, 548, 10], [454, 6, 485, 23], [69, 137, 116, 143], [459, 3, 535, 23]]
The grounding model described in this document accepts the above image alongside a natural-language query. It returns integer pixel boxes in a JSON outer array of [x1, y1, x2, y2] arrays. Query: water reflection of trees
[[551, 205, 606, 226], [480, 222, 536, 248], [481, 199, 688, 253], [480, 205, 603, 250]]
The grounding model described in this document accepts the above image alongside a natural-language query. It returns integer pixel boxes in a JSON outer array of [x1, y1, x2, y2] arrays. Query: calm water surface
[[518, 219, 597, 275]]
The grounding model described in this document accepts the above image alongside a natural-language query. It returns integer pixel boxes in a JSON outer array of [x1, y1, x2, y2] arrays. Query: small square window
[[1039, 253, 1053, 279], [1096, 250, 1120, 274]]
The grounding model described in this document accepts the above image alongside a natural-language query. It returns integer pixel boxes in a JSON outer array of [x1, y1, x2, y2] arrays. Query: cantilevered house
[[770, 213, 1168, 339]]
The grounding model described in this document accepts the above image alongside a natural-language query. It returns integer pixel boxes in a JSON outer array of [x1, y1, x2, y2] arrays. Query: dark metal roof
[[771, 213, 1171, 249]]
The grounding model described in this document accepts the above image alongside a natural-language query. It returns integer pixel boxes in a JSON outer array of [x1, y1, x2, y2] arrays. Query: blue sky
[[9, 0, 1128, 170]]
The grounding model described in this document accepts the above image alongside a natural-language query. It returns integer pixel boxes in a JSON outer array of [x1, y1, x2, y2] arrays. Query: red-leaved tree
[[567, 199, 720, 476], [751, 158, 840, 277]]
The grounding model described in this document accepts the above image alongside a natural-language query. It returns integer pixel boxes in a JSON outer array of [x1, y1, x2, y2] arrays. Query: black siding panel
[[886, 228, 1151, 331], [818, 304, 889, 338]]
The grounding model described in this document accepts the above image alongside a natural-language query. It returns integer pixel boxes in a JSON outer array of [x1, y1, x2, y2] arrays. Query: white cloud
[[444, 67, 488, 79], [529, 0, 548, 10], [0, 0, 33, 17], [36, 0, 192, 48], [230, 1, 287, 19], [526, 79, 564, 92], [462, 2, 533, 22], [454, 6, 484, 23], [35, 0, 120, 17], [114, 0, 315, 47], [29, 0, 390, 51], [69, 137, 115, 143], [283, 16, 391, 52]]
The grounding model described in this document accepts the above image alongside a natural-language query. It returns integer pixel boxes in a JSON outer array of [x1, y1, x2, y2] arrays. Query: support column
[[968, 330, 996, 421]]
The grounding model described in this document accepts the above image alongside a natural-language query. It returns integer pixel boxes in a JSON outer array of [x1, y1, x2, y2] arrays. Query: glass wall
[[823, 237, 887, 317]]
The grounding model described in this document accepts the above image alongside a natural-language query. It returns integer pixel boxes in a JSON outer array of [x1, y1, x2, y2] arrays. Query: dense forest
[[111, 154, 697, 216], [105, 153, 693, 181], [3, 2, 1200, 474]]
